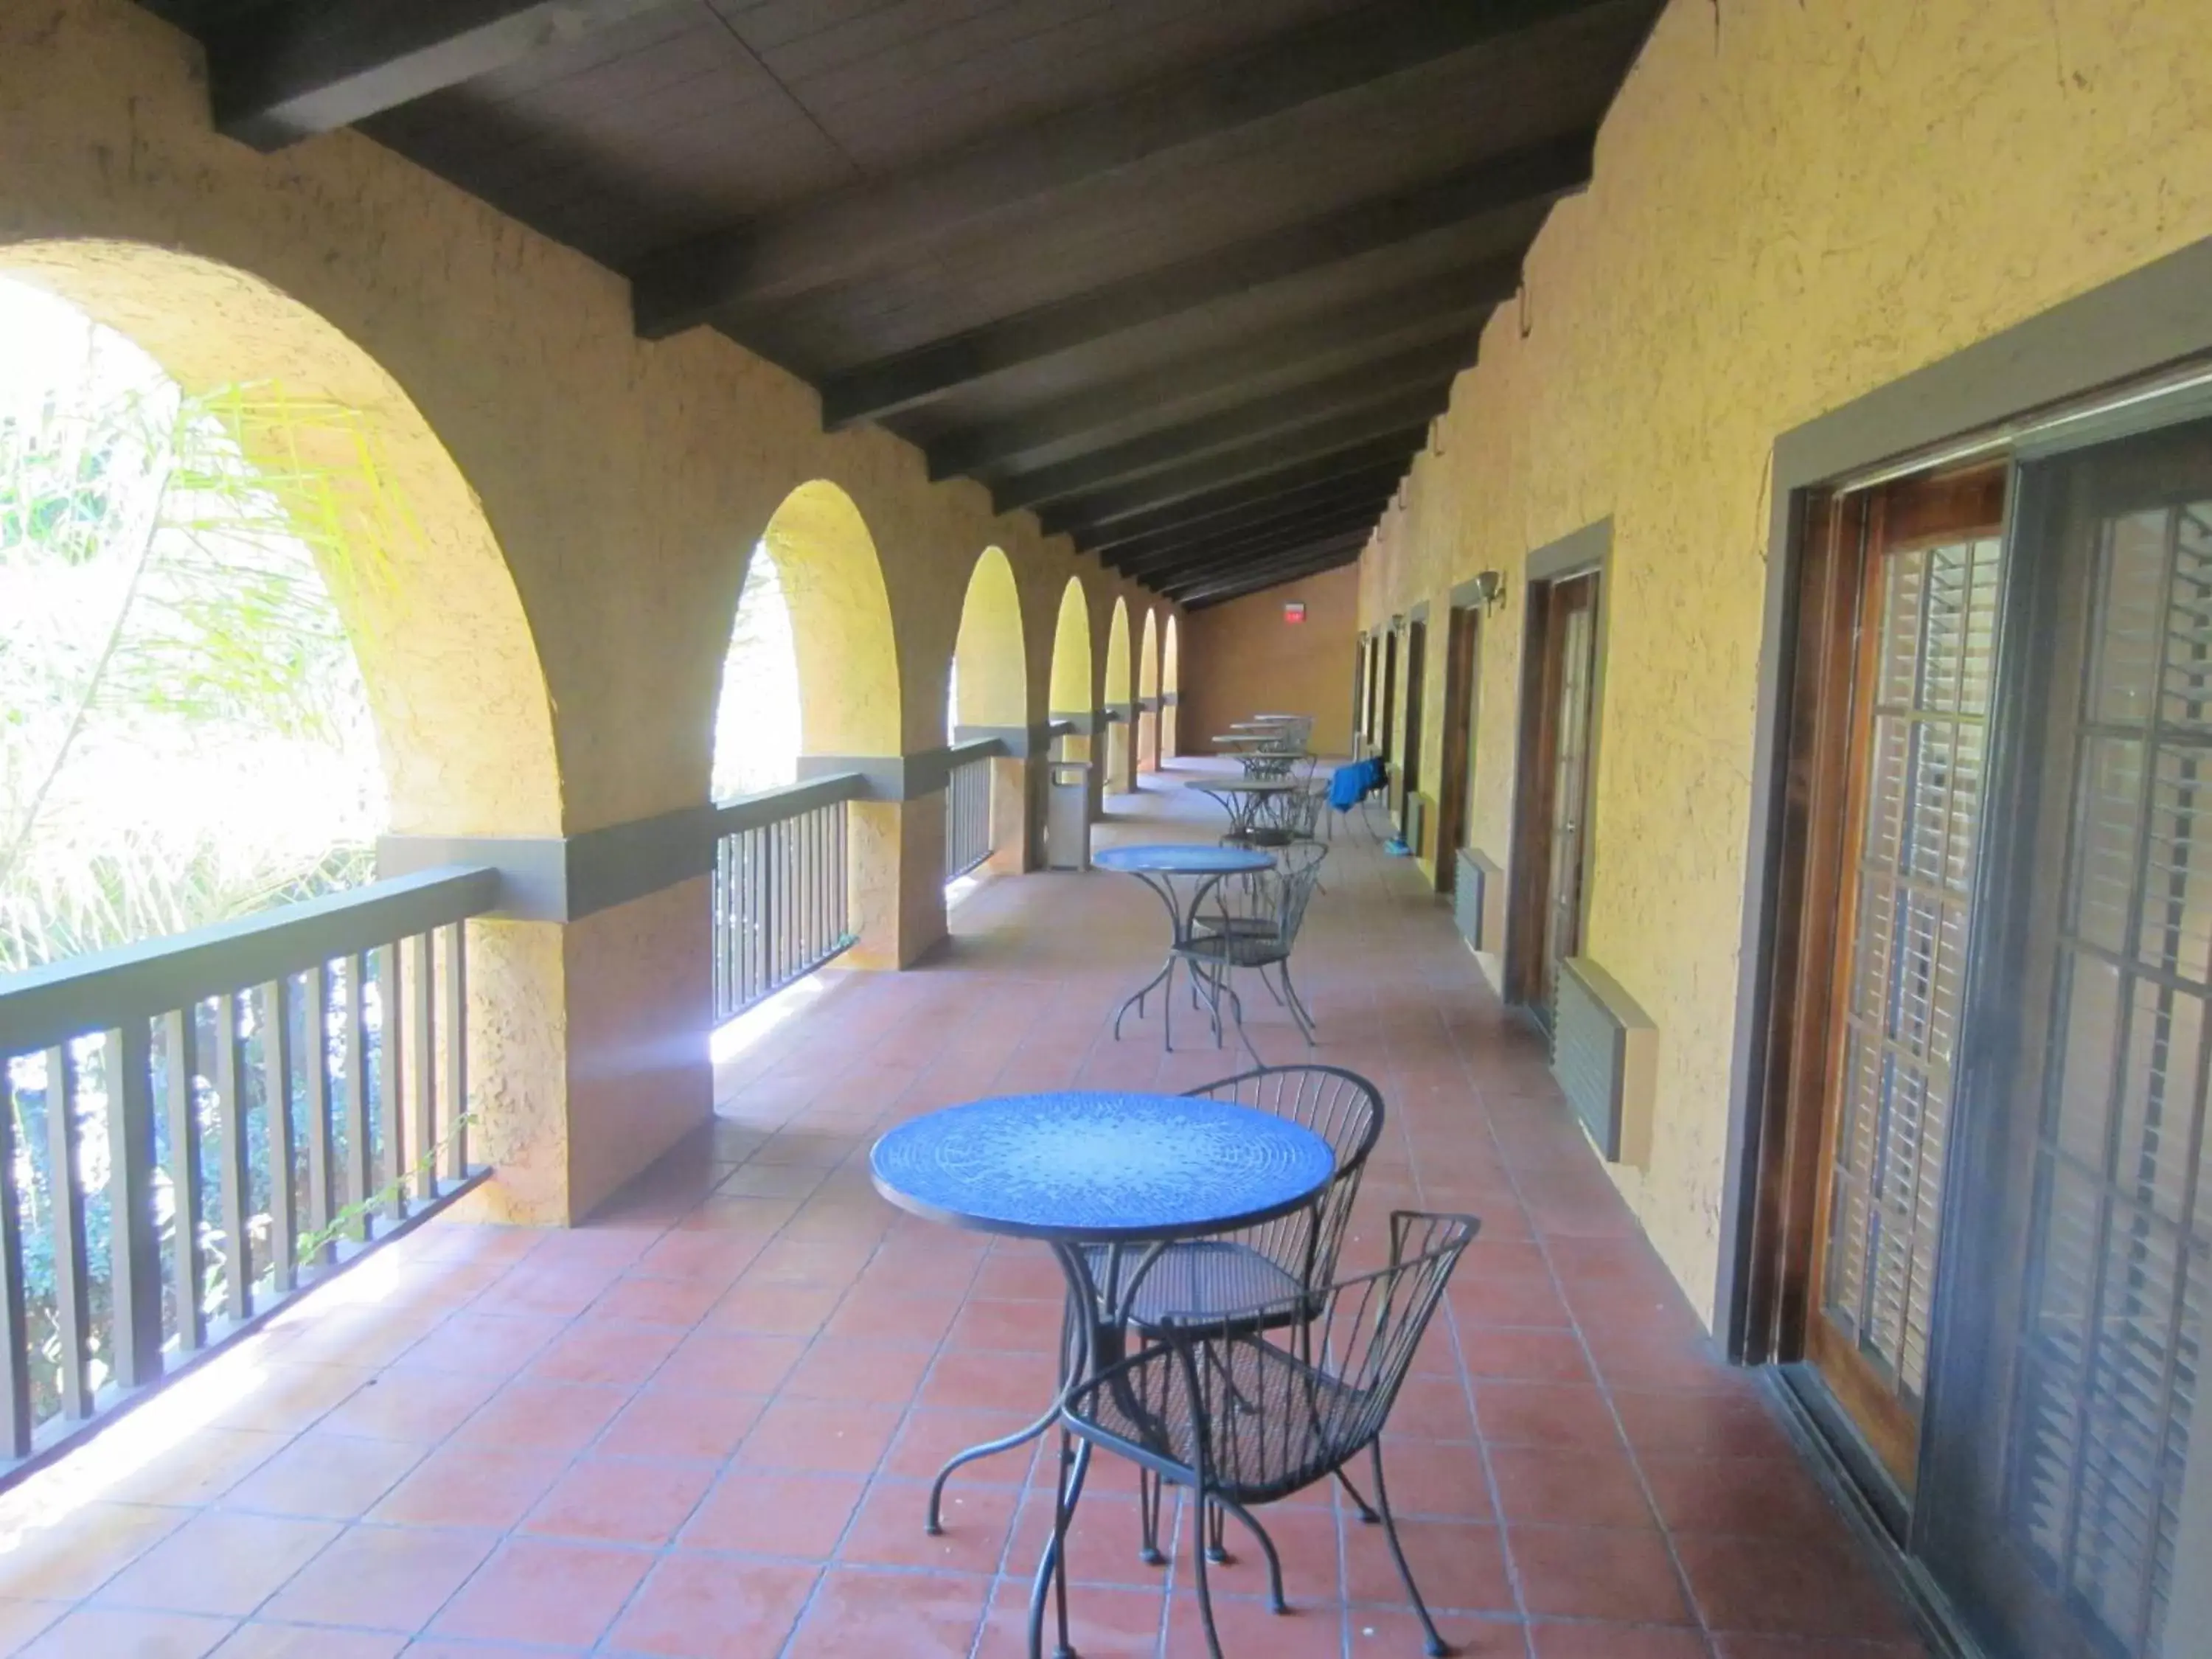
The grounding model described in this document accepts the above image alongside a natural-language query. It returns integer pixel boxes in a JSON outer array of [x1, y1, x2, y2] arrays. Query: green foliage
[[0, 351, 395, 973]]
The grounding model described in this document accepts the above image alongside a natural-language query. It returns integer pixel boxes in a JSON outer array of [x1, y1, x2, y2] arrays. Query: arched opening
[[953, 546, 1027, 731], [0, 278, 386, 970], [1049, 577, 1094, 764], [1137, 608, 1161, 775], [710, 549, 801, 800], [0, 244, 563, 1440], [1164, 613, 1182, 760], [0, 244, 560, 840], [709, 479, 909, 988], [1103, 597, 1134, 796], [762, 481, 901, 759], [950, 546, 1028, 885]]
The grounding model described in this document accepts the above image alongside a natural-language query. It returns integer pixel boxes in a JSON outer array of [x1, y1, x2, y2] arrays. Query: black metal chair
[[1079, 1063, 1384, 1562], [1177, 843, 1326, 1059], [1041, 1211, 1481, 1659]]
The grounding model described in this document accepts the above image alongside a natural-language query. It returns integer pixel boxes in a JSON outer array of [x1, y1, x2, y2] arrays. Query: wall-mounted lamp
[[1468, 570, 1506, 615]]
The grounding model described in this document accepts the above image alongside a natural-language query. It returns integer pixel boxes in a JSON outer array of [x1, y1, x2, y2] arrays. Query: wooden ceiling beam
[[810, 133, 1593, 425], [1046, 430, 1425, 533], [1029, 400, 1439, 532], [204, 0, 674, 150], [926, 267, 1503, 481], [629, 0, 1611, 333], [1112, 502, 1388, 582], [991, 354, 1462, 512], [1100, 482, 1393, 569], [1172, 538, 1370, 606], [1073, 459, 1410, 552]]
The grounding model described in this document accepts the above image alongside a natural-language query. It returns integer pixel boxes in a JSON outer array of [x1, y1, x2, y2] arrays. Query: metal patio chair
[[1177, 842, 1326, 1059], [1079, 1063, 1385, 1562], [1038, 1212, 1482, 1659]]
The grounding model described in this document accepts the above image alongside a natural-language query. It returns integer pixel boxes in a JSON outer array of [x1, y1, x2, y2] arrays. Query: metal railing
[[944, 743, 995, 882], [0, 865, 498, 1478], [711, 774, 863, 1022]]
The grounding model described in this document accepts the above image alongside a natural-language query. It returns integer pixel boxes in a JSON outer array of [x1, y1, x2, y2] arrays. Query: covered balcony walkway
[[0, 765, 1918, 1658]]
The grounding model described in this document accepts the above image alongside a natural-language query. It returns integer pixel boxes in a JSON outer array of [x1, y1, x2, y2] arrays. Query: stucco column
[[987, 754, 1035, 873], [846, 796, 946, 969]]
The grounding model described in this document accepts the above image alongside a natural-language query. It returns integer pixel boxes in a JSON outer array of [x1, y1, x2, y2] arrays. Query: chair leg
[[1189, 1486, 1228, 1659], [1137, 1467, 1166, 1566], [1280, 961, 1318, 1046], [1217, 1498, 1289, 1615], [1370, 1441, 1450, 1658], [1335, 1465, 1382, 1524], [1259, 960, 1288, 1006], [1205, 1496, 1227, 1563]]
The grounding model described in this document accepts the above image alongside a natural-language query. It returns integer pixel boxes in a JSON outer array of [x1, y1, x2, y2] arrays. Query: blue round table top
[[870, 1091, 1336, 1243], [1094, 844, 1274, 875]]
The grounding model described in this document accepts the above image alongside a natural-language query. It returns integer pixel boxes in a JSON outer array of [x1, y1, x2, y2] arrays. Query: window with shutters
[[2001, 486, 2212, 1658]]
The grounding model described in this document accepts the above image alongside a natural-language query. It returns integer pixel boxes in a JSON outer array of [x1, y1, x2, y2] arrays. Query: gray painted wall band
[[1051, 709, 1099, 735], [1717, 231, 2212, 1352], [378, 759, 1009, 924]]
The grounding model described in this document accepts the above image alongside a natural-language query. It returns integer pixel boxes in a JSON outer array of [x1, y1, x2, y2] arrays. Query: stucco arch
[[0, 240, 561, 838], [759, 479, 902, 759], [1163, 613, 1182, 759], [953, 546, 1027, 729], [1104, 597, 1134, 793], [1138, 608, 1161, 772], [1049, 577, 1095, 762]]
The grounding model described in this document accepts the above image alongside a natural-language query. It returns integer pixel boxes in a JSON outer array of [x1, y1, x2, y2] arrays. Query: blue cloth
[[871, 1091, 1335, 1243], [1329, 757, 1385, 812], [1094, 844, 1274, 875]]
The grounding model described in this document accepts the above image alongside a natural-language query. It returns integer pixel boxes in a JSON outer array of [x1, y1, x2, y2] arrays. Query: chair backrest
[[1181, 1063, 1382, 1293], [1271, 841, 1326, 947], [1168, 1210, 1480, 1463]]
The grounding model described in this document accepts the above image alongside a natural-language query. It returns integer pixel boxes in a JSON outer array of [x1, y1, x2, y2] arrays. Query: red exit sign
[[1283, 601, 1306, 624]]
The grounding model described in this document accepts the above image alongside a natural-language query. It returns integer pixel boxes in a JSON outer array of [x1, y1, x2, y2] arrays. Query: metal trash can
[[1046, 760, 1093, 871]]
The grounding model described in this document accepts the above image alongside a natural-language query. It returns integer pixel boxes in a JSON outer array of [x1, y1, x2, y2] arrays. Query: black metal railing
[[0, 865, 498, 1478], [711, 775, 862, 1022], [944, 744, 995, 883]]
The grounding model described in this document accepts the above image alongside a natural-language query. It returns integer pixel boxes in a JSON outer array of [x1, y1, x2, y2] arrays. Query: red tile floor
[[0, 762, 1927, 1658]]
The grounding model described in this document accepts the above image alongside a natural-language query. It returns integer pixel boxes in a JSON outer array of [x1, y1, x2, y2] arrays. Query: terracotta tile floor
[[0, 763, 1927, 1658]]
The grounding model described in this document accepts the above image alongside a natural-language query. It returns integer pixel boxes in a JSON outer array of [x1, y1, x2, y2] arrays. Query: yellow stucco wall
[[1359, 0, 2212, 1321], [0, 0, 1178, 1220]]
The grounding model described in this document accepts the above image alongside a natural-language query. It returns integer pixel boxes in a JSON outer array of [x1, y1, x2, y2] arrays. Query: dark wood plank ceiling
[[147, 0, 1660, 606]]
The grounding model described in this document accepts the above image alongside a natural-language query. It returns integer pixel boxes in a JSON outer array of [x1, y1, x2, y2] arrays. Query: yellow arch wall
[[1049, 578, 1095, 762], [1137, 609, 1161, 773], [763, 480, 901, 759], [1356, 0, 2212, 1318], [954, 546, 1028, 728], [1162, 616, 1182, 759]]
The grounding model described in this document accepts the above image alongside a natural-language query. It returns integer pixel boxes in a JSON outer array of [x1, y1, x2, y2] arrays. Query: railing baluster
[[108, 1021, 164, 1390], [410, 933, 435, 1204], [44, 1045, 91, 1419], [262, 979, 296, 1297], [376, 943, 405, 1223], [0, 1061, 30, 1457], [442, 923, 468, 1182], [0, 867, 495, 1476], [212, 993, 251, 1324], [305, 963, 336, 1268], [161, 1006, 204, 1353], [341, 953, 370, 1242]]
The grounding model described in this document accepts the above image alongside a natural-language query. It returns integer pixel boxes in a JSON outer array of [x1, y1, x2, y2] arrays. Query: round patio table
[[870, 1091, 1335, 1659], [1195, 777, 1298, 836], [1094, 844, 1273, 1049]]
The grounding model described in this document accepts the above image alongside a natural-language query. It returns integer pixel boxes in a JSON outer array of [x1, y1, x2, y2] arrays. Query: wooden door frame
[[1435, 602, 1482, 891], [1504, 521, 1612, 1011], [1400, 608, 1429, 844]]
